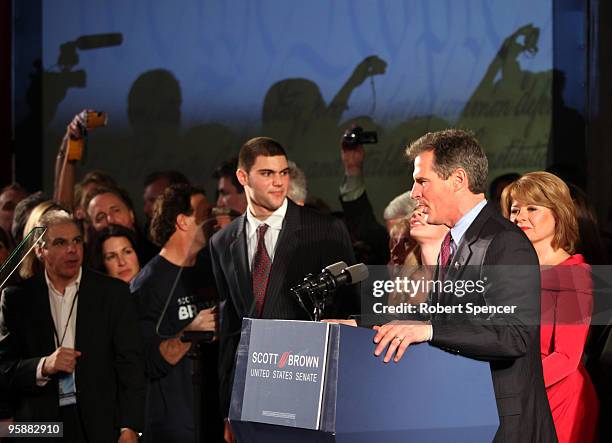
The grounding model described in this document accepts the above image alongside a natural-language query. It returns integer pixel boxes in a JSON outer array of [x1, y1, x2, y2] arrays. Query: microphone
[[323, 261, 347, 276], [291, 263, 368, 294], [290, 262, 368, 320], [332, 263, 369, 286]]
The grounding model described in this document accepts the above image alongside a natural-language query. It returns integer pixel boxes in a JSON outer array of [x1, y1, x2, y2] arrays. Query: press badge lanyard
[[50, 288, 79, 348], [49, 286, 80, 407]]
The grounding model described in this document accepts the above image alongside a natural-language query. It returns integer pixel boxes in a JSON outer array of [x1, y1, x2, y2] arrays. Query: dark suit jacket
[[209, 200, 357, 414], [429, 202, 557, 443], [0, 269, 145, 442], [339, 191, 390, 265]]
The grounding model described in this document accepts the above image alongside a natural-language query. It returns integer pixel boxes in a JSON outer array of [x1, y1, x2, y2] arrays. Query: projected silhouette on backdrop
[[38, 25, 555, 221], [124, 69, 240, 193], [457, 24, 551, 178]]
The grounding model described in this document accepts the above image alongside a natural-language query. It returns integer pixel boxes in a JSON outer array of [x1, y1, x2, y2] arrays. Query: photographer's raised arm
[[54, 110, 107, 208], [54, 111, 87, 207]]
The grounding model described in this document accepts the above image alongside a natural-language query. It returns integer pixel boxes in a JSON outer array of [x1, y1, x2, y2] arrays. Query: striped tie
[[439, 231, 453, 280], [252, 224, 271, 317]]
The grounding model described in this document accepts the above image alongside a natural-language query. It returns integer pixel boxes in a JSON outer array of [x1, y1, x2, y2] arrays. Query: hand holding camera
[[65, 110, 108, 162], [342, 126, 378, 147], [340, 125, 377, 176]]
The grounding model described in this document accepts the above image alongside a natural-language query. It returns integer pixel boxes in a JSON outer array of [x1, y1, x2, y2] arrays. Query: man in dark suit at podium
[[209, 137, 357, 441], [372, 130, 557, 442]]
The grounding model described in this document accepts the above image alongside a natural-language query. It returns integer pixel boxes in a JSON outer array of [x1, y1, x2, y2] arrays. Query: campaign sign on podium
[[230, 319, 499, 443], [236, 319, 329, 429]]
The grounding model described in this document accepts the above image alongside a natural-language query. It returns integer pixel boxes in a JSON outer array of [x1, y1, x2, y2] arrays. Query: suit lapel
[[446, 202, 493, 282], [74, 270, 94, 354], [32, 275, 56, 354], [446, 240, 473, 282], [432, 202, 492, 309], [261, 201, 301, 318], [230, 215, 254, 315]]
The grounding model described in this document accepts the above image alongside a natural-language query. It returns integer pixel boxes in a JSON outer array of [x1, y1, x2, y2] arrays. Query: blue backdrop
[[41, 0, 553, 217]]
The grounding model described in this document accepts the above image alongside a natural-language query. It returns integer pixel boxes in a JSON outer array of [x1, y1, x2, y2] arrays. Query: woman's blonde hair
[[389, 216, 421, 267], [500, 171, 578, 254], [387, 216, 422, 306]]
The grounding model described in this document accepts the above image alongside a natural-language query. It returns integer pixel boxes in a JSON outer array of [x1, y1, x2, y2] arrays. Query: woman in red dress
[[501, 171, 599, 443]]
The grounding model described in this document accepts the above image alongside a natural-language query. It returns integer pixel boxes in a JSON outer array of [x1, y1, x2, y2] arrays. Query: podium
[[229, 319, 499, 442]]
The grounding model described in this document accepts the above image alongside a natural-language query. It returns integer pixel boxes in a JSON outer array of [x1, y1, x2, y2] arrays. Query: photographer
[[338, 127, 390, 265]]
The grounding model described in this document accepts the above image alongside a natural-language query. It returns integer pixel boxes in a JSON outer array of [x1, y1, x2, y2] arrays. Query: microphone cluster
[[290, 261, 368, 321]]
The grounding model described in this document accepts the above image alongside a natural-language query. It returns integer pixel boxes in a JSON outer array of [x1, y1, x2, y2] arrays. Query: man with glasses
[[0, 209, 145, 443]]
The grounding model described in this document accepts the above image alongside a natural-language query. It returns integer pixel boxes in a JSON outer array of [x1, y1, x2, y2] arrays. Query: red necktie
[[439, 231, 453, 280], [252, 224, 271, 317]]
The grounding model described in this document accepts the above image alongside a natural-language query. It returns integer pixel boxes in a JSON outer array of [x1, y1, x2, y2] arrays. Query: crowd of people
[[0, 111, 610, 443]]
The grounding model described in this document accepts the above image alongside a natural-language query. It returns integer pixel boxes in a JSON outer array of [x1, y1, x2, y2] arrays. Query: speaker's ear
[[452, 167, 468, 191]]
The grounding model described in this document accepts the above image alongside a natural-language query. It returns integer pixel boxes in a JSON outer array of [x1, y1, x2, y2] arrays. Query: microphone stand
[[312, 290, 329, 322], [290, 275, 334, 322]]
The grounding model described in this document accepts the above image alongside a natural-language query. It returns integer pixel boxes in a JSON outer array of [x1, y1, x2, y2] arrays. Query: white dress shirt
[[245, 198, 288, 270], [36, 268, 82, 385]]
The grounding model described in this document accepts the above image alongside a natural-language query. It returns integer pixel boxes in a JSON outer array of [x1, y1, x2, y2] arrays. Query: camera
[[85, 111, 108, 128], [67, 111, 108, 161], [342, 126, 378, 147]]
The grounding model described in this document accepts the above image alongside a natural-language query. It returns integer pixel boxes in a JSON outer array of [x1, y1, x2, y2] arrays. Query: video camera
[[342, 126, 378, 147]]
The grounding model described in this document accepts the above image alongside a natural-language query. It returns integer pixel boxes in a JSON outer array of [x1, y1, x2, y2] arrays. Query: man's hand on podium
[[321, 319, 357, 327], [373, 321, 432, 363]]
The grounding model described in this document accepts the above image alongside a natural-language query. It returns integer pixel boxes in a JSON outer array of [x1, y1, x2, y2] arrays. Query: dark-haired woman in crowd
[[502, 171, 598, 443], [91, 224, 141, 284]]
